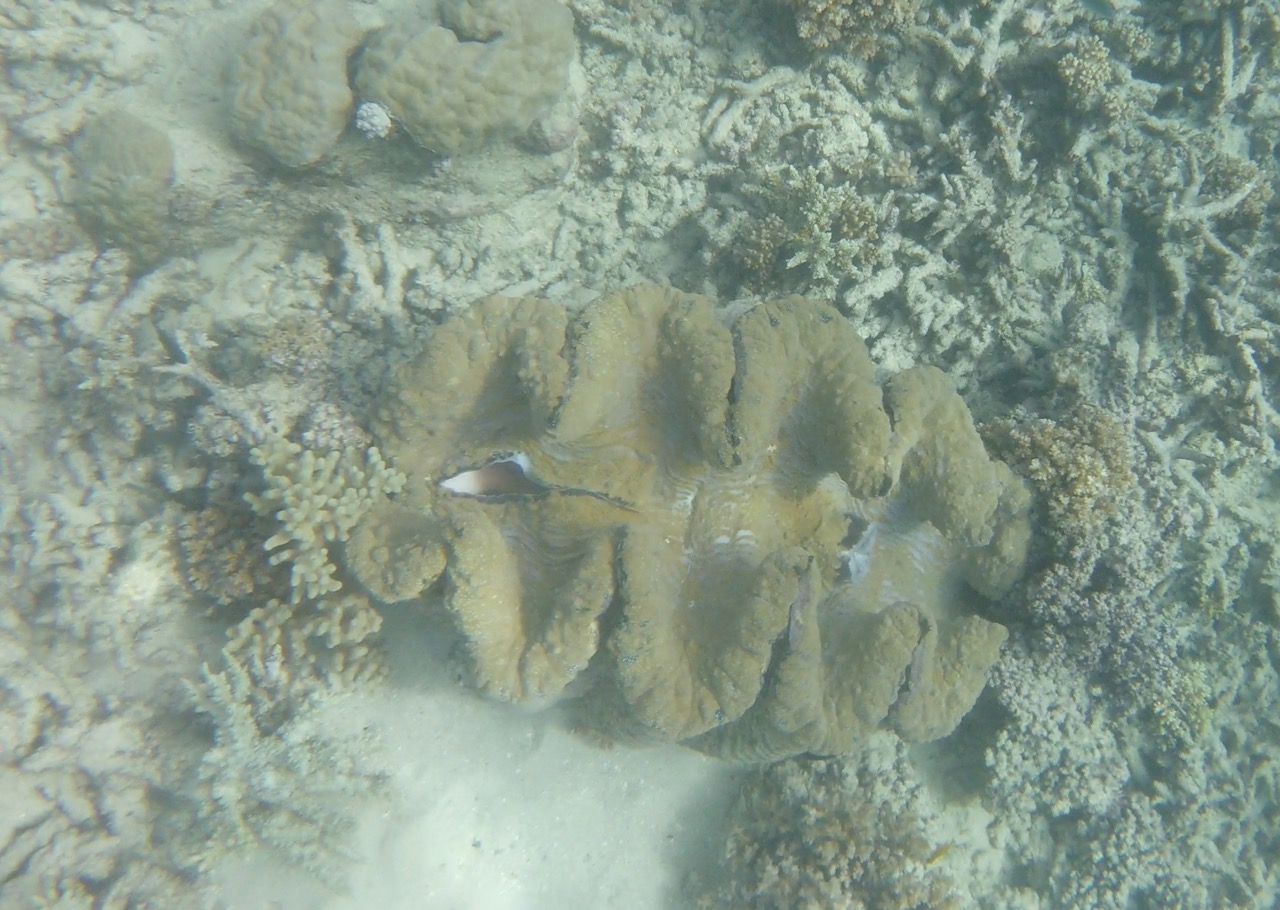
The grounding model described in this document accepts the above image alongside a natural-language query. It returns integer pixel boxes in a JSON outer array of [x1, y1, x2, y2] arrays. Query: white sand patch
[[214, 613, 738, 910]]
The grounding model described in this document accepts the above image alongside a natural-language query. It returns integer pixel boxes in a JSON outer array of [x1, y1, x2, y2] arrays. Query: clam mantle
[[344, 287, 1031, 760]]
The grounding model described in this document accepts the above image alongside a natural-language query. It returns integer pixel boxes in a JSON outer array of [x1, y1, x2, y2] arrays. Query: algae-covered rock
[[353, 0, 575, 155], [346, 287, 1031, 757]]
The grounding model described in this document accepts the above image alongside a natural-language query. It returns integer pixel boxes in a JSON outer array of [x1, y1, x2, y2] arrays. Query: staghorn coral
[[344, 287, 1030, 758], [221, 593, 387, 729]]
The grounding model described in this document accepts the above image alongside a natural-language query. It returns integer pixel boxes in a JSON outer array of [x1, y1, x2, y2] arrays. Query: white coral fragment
[[354, 100, 394, 140]]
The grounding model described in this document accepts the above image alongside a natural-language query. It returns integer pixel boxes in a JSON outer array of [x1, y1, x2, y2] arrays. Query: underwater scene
[[2, 0, 1278, 907]]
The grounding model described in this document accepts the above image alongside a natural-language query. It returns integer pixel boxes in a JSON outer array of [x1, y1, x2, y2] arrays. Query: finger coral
[[345, 287, 1030, 757]]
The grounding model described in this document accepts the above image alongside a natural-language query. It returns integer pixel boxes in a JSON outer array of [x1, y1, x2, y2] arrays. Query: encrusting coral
[[340, 286, 1030, 759], [70, 109, 175, 269]]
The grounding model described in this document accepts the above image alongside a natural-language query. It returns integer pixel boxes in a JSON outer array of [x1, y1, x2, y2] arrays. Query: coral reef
[[221, 592, 387, 724], [189, 658, 384, 883], [730, 162, 894, 292], [1057, 32, 1122, 115], [353, 0, 576, 156], [0, 597, 193, 909], [0, 405, 206, 908], [175, 502, 287, 609], [988, 615, 1280, 909], [344, 286, 1030, 758], [7, 0, 1280, 903], [179, 436, 409, 729], [0, 0, 159, 147], [982, 405, 1136, 543], [986, 653, 1130, 840]]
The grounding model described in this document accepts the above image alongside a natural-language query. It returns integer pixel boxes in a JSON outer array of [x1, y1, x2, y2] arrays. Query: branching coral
[[245, 437, 405, 603], [782, 0, 918, 54], [699, 751, 962, 909], [189, 659, 383, 882], [186, 436, 408, 726], [731, 164, 893, 292], [982, 404, 1136, 544]]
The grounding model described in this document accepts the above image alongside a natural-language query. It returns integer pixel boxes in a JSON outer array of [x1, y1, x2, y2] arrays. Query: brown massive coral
[[344, 287, 1030, 759]]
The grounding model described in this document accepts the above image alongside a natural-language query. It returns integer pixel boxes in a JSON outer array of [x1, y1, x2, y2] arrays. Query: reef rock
[[345, 287, 1031, 758]]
